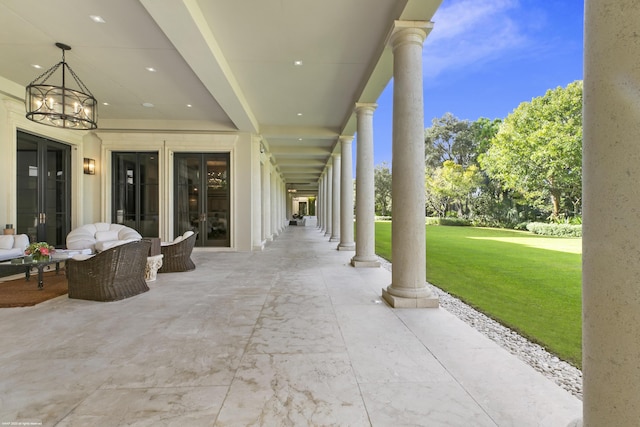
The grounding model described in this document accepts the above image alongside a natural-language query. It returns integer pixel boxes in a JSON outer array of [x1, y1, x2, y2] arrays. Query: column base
[[381, 288, 439, 308], [337, 243, 355, 251], [351, 257, 380, 268], [329, 236, 340, 242]]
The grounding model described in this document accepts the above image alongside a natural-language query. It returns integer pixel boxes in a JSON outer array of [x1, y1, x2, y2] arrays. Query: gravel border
[[379, 258, 583, 400]]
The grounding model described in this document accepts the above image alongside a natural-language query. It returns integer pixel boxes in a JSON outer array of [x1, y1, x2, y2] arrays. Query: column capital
[[354, 102, 378, 114], [339, 135, 354, 144], [389, 20, 433, 50]]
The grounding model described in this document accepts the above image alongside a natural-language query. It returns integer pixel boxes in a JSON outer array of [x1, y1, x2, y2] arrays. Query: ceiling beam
[[140, 0, 259, 133]]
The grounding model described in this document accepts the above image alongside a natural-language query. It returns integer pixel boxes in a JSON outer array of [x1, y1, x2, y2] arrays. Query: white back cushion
[[95, 230, 119, 242], [0, 235, 13, 250]]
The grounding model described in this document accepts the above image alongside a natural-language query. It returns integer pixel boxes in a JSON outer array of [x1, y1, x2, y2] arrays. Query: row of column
[[256, 151, 287, 247], [316, 21, 438, 308]]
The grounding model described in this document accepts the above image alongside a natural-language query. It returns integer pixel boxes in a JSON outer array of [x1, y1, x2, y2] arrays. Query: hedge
[[526, 222, 582, 237], [425, 217, 471, 226]]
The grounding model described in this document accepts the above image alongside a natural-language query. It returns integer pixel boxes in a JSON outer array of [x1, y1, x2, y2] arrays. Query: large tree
[[424, 113, 476, 168], [425, 160, 482, 217], [479, 81, 583, 220]]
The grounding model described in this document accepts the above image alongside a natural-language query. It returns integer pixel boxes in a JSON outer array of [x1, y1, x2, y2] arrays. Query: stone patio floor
[[0, 219, 582, 426]]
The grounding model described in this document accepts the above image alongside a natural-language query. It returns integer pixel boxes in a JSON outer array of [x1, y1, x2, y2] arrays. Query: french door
[[112, 152, 159, 237], [16, 131, 71, 247], [174, 153, 230, 247]]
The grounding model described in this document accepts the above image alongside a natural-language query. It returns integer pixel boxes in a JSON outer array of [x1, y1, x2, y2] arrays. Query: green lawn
[[374, 222, 582, 368]]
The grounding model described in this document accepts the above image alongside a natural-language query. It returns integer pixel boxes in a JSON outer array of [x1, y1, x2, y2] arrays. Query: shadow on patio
[[0, 221, 582, 426]]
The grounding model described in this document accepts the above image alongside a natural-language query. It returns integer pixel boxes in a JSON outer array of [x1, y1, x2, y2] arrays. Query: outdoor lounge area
[[0, 221, 581, 426]]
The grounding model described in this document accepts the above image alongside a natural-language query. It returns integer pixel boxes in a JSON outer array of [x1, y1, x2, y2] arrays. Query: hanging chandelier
[[25, 42, 98, 130]]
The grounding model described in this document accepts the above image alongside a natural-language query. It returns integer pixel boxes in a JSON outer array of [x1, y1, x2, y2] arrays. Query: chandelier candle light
[[25, 42, 98, 129]]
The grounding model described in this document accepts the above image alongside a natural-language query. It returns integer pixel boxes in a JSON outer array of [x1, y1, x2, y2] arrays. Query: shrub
[[425, 217, 471, 226], [526, 222, 582, 237]]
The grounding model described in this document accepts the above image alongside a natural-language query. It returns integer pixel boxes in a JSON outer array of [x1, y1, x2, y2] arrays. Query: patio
[[0, 221, 581, 426]]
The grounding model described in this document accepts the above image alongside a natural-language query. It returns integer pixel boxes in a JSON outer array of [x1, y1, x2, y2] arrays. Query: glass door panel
[[174, 153, 230, 247], [112, 152, 159, 237], [16, 131, 71, 247]]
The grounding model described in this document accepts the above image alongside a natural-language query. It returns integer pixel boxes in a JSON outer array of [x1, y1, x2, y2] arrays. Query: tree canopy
[[479, 81, 583, 220], [425, 113, 477, 168]]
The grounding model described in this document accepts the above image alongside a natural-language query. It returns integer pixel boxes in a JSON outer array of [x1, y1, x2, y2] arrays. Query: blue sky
[[371, 0, 584, 166]]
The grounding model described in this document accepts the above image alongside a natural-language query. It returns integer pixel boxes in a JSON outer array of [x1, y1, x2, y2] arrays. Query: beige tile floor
[[0, 220, 582, 426]]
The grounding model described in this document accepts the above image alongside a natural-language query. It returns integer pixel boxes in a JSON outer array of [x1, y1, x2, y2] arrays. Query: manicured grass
[[374, 222, 582, 368]]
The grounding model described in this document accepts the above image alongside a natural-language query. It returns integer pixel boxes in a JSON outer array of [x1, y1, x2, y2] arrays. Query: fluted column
[[338, 136, 355, 251], [330, 153, 341, 242], [382, 22, 438, 308], [351, 103, 380, 268], [583, 1, 640, 425], [324, 160, 333, 238]]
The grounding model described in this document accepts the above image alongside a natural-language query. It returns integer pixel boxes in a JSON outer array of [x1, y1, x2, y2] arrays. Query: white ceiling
[[0, 0, 441, 193]]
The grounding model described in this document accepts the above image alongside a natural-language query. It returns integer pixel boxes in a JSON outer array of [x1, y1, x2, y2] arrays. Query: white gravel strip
[[378, 257, 583, 400]]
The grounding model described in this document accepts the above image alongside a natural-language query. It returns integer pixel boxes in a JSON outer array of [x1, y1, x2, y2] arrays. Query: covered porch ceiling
[[0, 0, 442, 193]]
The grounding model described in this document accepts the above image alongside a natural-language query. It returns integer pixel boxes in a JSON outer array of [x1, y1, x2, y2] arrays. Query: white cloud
[[423, 0, 534, 80]]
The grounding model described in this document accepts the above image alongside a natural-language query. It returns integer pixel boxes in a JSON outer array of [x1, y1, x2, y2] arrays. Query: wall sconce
[[83, 158, 96, 175]]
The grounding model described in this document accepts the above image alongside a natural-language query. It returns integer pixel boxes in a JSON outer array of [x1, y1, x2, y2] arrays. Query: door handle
[[39, 212, 46, 224]]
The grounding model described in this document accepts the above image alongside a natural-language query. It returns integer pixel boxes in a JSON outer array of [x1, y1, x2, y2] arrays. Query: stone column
[[583, 2, 640, 425], [317, 174, 324, 230], [382, 22, 438, 308], [324, 160, 333, 238], [330, 152, 341, 242], [322, 171, 328, 234], [317, 175, 323, 230], [351, 103, 380, 268], [270, 167, 278, 238], [338, 136, 355, 251], [252, 138, 263, 250], [263, 159, 272, 241]]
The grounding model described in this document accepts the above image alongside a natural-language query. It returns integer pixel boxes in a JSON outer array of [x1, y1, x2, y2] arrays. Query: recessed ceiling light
[[145, 67, 157, 72], [186, 104, 192, 108], [31, 64, 42, 69], [297, 112, 303, 116], [142, 102, 154, 108], [102, 102, 110, 106], [298, 138, 303, 141], [89, 15, 106, 24], [293, 60, 303, 66]]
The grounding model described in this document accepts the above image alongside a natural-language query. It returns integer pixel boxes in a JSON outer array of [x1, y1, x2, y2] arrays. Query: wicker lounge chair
[[159, 231, 197, 273], [66, 240, 151, 302]]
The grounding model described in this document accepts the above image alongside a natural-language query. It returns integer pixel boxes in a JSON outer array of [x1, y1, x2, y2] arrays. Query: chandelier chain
[[27, 62, 62, 86]]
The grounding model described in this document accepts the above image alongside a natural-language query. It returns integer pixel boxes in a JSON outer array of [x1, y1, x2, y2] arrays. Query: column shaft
[[263, 162, 272, 241], [382, 23, 437, 308], [252, 138, 263, 250], [583, 1, 640, 425], [330, 153, 341, 242], [338, 136, 355, 251], [351, 103, 380, 267], [324, 161, 333, 237], [318, 179, 322, 228]]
